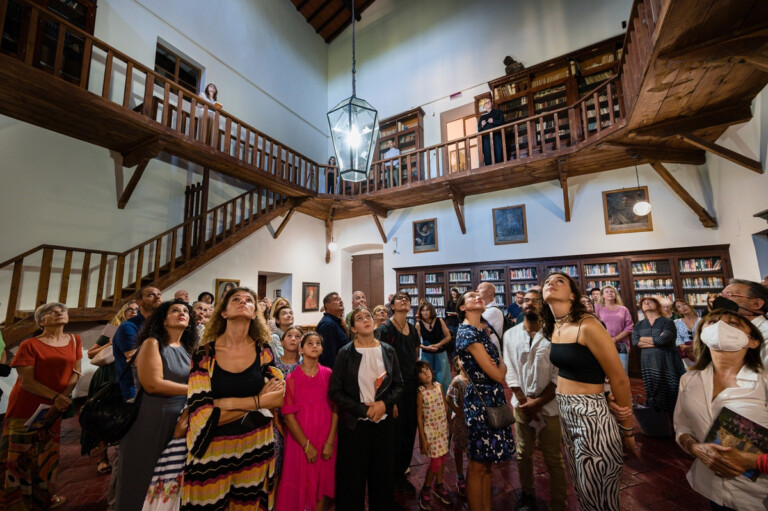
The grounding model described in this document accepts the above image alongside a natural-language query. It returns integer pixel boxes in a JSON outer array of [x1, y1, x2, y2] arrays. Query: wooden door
[[257, 275, 267, 300], [352, 253, 384, 308]]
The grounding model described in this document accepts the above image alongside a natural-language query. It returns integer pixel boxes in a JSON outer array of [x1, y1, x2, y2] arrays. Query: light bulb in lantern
[[633, 200, 652, 216]]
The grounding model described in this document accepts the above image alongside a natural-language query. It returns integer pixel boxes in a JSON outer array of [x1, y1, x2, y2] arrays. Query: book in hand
[[24, 404, 52, 431], [704, 406, 768, 481]]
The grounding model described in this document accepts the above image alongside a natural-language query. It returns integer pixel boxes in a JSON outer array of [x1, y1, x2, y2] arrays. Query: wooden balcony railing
[[320, 76, 624, 197], [0, 187, 288, 326], [0, 0, 320, 192], [617, 0, 666, 114]]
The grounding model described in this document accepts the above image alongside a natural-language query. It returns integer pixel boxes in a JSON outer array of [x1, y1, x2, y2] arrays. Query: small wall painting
[[302, 282, 320, 312], [413, 218, 438, 253], [493, 205, 528, 245], [602, 186, 653, 234], [215, 279, 240, 303]]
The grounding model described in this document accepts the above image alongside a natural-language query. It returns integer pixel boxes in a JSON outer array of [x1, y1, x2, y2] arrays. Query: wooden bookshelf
[[395, 245, 732, 376], [485, 35, 623, 158], [375, 107, 425, 160]]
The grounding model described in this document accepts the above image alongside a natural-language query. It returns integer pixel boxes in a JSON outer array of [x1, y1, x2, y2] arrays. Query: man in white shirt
[[720, 279, 768, 366], [383, 139, 401, 186], [477, 282, 503, 353], [502, 289, 566, 511]]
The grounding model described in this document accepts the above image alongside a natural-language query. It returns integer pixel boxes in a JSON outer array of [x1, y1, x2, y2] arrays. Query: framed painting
[[302, 282, 320, 312], [214, 279, 240, 303], [492, 205, 528, 245], [602, 186, 653, 234], [413, 218, 438, 253]]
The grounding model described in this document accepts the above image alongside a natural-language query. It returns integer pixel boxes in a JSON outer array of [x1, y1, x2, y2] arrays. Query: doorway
[[351, 254, 384, 308]]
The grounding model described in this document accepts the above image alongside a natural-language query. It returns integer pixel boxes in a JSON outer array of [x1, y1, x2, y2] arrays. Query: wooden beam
[[739, 54, 768, 73], [316, 4, 345, 34], [272, 206, 296, 239], [326, 203, 336, 264], [118, 158, 151, 209], [628, 104, 753, 139], [650, 161, 717, 228], [598, 143, 706, 165], [306, 0, 332, 23], [442, 182, 465, 205], [660, 23, 768, 65], [360, 199, 388, 218], [451, 196, 466, 234], [370, 213, 387, 243], [120, 135, 165, 168], [679, 133, 763, 174], [558, 159, 571, 222]]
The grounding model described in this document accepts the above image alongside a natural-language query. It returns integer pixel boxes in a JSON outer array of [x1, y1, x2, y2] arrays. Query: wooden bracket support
[[558, 158, 571, 222], [325, 203, 336, 264], [442, 183, 466, 234], [272, 204, 296, 239], [678, 134, 763, 174], [370, 214, 387, 243], [360, 201, 387, 243], [117, 136, 167, 209], [650, 161, 717, 228]]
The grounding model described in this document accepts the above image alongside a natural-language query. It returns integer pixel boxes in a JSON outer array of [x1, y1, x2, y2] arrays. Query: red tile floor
[[50, 379, 708, 510]]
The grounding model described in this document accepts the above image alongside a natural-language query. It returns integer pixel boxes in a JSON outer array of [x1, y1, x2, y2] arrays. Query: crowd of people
[[0, 275, 767, 510]]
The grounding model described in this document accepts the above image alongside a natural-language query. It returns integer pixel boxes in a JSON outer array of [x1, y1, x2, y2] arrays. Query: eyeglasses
[[720, 291, 751, 300], [394, 296, 410, 302]]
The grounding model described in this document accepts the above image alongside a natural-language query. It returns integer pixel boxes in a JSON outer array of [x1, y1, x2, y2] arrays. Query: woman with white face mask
[[673, 309, 768, 511]]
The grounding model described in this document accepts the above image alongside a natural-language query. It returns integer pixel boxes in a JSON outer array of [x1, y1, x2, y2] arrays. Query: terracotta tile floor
[[48, 379, 708, 510]]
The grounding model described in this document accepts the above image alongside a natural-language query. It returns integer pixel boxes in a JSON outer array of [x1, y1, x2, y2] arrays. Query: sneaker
[[514, 492, 536, 511], [395, 475, 417, 495], [419, 487, 432, 510], [456, 477, 466, 497], [432, 483, 451, 504]]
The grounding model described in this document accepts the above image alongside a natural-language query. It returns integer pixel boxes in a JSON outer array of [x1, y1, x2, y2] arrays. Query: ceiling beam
[[649, 161, 717, 228], [598, 142, 706, 165], [295, 0, 311, 12], [678, 133, 763, 174], [739, 54, 768, 73], [660, 23, 768, 65], [558, 158, 571, 222], [360, 199, 389, 218], [306, 0, 332, 24], [316, 4, 345, 34], [628, 104, 753, 139]]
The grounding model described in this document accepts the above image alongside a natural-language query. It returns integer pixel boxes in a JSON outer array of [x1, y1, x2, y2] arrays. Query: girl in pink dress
[[416, 360, 452, 509], [276, 331, 338, 511]]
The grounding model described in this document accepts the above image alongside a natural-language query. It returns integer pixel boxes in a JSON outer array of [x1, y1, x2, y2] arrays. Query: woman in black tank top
[[541, 272, 636, 511]]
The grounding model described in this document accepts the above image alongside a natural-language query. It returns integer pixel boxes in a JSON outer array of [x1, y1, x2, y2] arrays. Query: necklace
[[554, 312, 573, 336], [391, 317, 407, 334]]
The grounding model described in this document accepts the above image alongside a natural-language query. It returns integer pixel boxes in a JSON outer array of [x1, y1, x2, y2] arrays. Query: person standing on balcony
[[383, 139, 401, 187], [478, 99, 504, 165], [0, 302, 81, 510], [326, 156, 337, 194]]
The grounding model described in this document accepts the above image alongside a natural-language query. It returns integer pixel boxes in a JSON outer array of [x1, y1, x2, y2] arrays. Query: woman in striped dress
[[181, 287, 285, 510]]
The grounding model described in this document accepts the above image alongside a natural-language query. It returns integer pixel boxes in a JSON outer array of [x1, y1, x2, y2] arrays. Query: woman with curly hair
[[542, 273, 635, 511], [80, 301, 139, 474], [115, 299, 197, 510], [182, 287, 285, 510]]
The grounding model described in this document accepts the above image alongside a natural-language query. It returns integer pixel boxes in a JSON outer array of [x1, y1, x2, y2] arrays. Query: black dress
[[631, 316, 685, 412]]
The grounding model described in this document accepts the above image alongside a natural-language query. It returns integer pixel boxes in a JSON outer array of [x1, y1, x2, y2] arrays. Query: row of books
[[531, 68, 569, 89], [634, 278, 674, 290], [635, 292, 675, 302], [548, 265, 578, 277], [631, 261, 668, 274], [584, 263, 618, 276], [424, 274, 441, 283], [426, 296, 445, 307], [399, 287, 418, 295], [398, 133, 416, 144], [425, 286, 443, 295], [399, 275, 416, 284], [581, 70, 613, 86], [449, 272, 471, 282], [680, 258, 722, 272], [493, 81, 529, 101], [533, 84, 566, 100], [499, 97, 528, 110], [686, 293, 713, 306], [510, 284, 533, 292], [502, 110, 529, 122], [511, 268, 537, 280], [479, 270, 502, 280], [682, 277, 724, 289], [586, 280, 620, 291], [581, 52, 615, 71]]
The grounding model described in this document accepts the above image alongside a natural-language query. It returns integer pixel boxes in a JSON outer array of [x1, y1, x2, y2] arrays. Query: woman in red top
[[0, 302, 82, 510]]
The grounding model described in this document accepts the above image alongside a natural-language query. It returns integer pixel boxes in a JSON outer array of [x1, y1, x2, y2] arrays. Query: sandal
[[97, 461, 112, 474], [50, 495, 67, 509]]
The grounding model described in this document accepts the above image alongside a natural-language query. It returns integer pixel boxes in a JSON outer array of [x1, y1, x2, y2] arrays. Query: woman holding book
[[673, 309, 768, 510], [0, 302, 81, 509]]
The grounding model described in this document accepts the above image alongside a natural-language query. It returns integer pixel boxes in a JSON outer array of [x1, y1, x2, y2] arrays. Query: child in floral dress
[[416, 360, 452, 509], [446, 356, 468, 496]]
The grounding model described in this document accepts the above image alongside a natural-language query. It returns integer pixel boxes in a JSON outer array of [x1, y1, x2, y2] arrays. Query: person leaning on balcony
[[0, 302, 82, 510], [197, 83, 220, 144], [327, 156, 337, 194], [477, 98, 504, 165], [383, 139, 401, 187]]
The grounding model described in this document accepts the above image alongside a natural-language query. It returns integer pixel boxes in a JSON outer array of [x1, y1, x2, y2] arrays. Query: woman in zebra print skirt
[[542, 273, 637, 511]]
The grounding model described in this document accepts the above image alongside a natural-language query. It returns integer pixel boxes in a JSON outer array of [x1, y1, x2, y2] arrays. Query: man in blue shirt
[[112, 286, 162, 399], [506, 290, 525, 325], [317, 292, 349, 368]]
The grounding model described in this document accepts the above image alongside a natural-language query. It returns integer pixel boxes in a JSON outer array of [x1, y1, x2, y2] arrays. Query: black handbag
[[79, 361, 141, 443], [466, 372, 515, 429]]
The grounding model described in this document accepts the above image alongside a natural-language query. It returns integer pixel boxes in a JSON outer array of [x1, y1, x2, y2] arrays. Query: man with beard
[[502, 289, 566, 511]]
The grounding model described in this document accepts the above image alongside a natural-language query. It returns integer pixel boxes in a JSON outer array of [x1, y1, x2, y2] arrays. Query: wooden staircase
[[0, 187, 293, 346]]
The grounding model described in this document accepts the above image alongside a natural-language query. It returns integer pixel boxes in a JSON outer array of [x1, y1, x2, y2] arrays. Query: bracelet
[[617, 423, 633, 432], [621, 431, 635, 438]]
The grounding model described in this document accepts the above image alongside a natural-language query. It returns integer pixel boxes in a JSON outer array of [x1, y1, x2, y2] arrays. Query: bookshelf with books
[[375, 107, 425, 161], [677, 256, 727, 311], [629, 257, 675, 312], [478, 267, 507, 307], [424, 271, 446, 318], [583, 260, 622, 294], [397, 271, 420, 318]]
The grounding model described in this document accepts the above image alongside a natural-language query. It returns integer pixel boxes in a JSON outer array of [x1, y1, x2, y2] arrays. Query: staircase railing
[[0, 187, 288, 326]]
